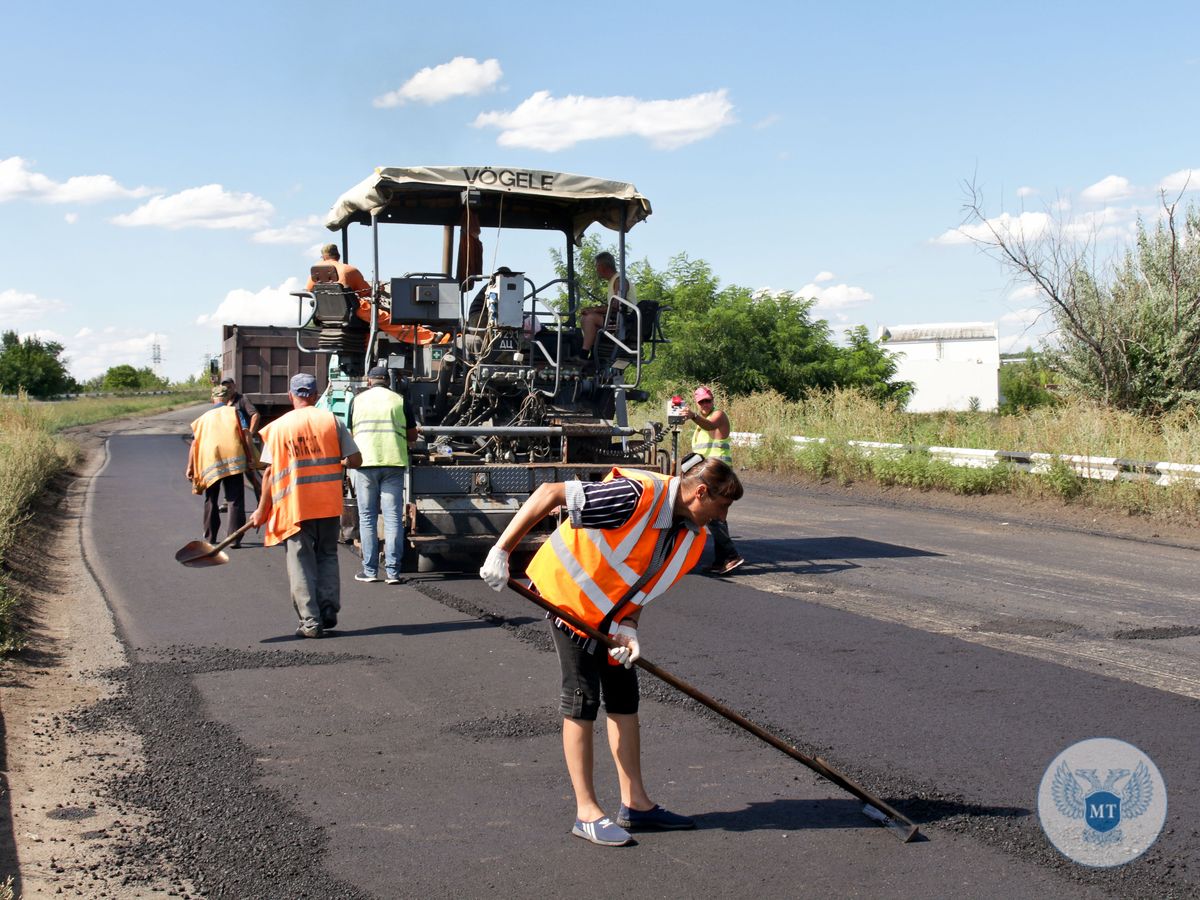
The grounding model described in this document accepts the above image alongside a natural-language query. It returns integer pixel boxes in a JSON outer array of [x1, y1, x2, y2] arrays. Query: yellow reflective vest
[[189, 405, 248, 493], [526, 467, 706, 640], [350, 385, 409, 468], [692, 414, 733, 465], [259, 407, 345, 546]]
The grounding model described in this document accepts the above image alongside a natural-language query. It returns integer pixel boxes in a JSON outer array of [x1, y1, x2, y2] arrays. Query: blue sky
[[3, 0, 1198, 381]]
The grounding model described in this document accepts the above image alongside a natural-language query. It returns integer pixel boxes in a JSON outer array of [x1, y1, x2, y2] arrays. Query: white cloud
[[252, 215, 323, 245], [0, 288, 66, 322], [17, 327, 160, 381], [753, 114, 781, 130], [112, 184, 274, 230], [1081, 174, 1132, 203], [802, 281, 874, 311], [1007, 284, 1042, 303], [473, 89, 735, 151], [1061, 204, 1143, 243], [374, 57, 502, 107], [934, 210, 1052, 246], [1016, 186, 1038, 198], [1159, 168, 1200, 194], [64, 212, 78, 224], [0, 156, 152, 204], [813, 270, 835, 283], [196, 277, 307, 327], [757, 280, 874, 312], [999, 306, 1042, 326]]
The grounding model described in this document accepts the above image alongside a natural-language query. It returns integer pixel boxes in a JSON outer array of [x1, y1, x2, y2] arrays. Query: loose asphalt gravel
[[23, 412, 1200, 898]]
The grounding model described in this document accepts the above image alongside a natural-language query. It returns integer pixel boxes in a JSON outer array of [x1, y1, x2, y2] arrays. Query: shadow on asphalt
[[257, 619, 496, 643], [743, 536, 942, 561], [695, 797, 893, 832], [694, 796, 1029, 835]]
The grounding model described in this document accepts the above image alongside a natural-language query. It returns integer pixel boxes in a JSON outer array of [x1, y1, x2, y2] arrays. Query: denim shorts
[[551, 622, 639, 721]]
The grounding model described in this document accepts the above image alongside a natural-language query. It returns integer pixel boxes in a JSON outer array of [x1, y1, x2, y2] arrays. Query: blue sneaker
[[571, 816, 633, 846], [616, 804, 695, 830]]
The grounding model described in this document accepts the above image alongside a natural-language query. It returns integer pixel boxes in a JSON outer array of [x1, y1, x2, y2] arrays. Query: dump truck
[[293, 165, 670, 570], [220, 324, 331, 423]]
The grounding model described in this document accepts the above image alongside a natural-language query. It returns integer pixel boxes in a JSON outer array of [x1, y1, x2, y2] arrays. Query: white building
[[879, 322, 1000, 413]]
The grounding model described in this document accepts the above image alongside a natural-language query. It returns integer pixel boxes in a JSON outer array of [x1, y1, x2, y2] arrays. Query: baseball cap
[[367, 365, 389, 379], [211, 384, 230, 400], [693, 386, 714, 402], [290, 372, 317, 397]]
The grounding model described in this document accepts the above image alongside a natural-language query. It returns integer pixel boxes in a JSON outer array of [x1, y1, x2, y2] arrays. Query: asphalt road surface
[[80, 407, 1199, 898]]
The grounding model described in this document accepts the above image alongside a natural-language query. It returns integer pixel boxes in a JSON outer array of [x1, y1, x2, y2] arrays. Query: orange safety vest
[[258, 406, 345, 547], [188, 405, 248, 493], [356, 300, 450, 345], [526, 467, 706, 639]]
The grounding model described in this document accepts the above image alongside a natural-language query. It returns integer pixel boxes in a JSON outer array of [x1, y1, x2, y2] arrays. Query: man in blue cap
[[348, 365, 417, 584], [250, 372, 362, 637]]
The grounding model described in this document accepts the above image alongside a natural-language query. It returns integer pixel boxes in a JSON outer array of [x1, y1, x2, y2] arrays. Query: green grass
[[38, 390, 209, 431], [0, 391, 201, 655], [631, 387, 1200, 523]]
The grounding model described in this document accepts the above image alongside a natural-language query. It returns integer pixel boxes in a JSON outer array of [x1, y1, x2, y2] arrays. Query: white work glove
[[479, 546, 510, 591], [608, 622, 641, 668]]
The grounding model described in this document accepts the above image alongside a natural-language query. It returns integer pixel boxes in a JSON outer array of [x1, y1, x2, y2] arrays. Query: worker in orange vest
[[249, 373, 362, 638], [480, 455, 744, 847], [186, 383, 251, 548]]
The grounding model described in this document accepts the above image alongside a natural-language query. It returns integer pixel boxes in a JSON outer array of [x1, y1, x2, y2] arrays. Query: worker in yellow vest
[[349, 366, 417, 584], [684, 385, 744, 575], [249, 373, 362, 638], [480, 455, 743, 847], [185, 383, 251, 548]]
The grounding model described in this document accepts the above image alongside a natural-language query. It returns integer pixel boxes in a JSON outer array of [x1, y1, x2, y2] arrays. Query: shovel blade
[[175, 539, 230, 567]]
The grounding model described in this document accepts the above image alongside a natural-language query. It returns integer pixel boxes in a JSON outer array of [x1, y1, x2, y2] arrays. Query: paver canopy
[[323, 166, 652, 244]]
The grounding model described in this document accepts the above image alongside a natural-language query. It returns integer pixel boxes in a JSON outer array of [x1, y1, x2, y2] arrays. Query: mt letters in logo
[[1037, 737, 1167, 867]]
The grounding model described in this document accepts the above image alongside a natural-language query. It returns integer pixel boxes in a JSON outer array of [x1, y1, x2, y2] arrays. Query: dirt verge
[[0, 417, 199, 898]]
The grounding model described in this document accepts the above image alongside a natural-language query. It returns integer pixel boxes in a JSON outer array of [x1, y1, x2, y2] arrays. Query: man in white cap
[[349, 365, 417, 584], [683, 385, 744, 574], [249, 373, 362, 638]]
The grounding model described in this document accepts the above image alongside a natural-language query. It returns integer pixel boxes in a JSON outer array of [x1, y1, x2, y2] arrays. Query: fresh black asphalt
[[78, 426, 1200, 898]]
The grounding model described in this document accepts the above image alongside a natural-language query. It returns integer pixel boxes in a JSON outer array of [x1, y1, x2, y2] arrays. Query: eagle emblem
[[1052, 760, 1154, 846]]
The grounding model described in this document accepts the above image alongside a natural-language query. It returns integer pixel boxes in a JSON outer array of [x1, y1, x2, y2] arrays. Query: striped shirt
[[564, 477, 643, 530]]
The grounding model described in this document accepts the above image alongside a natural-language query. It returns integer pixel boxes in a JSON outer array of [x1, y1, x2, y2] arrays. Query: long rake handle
[[506, 577, 919, 843]]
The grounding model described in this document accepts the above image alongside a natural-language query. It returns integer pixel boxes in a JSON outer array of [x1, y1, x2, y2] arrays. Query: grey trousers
[[709, 518, 739, 563], [284, 517, 341, 627]]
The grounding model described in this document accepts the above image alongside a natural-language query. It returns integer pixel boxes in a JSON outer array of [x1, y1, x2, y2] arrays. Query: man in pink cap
[[683, 386, 744, 574]]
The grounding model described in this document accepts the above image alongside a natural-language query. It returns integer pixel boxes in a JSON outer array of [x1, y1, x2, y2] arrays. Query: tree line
[[553, 237, 913, 405], [0, 330, 182, 397]]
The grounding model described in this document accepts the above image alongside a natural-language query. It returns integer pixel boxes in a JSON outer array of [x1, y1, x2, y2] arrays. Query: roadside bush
[[0, 397, 78, 653], [1038, 459, 1084, 501]]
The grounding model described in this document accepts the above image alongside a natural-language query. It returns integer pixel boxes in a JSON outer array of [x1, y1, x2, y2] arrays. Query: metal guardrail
[[729, 432, 1200, 487]]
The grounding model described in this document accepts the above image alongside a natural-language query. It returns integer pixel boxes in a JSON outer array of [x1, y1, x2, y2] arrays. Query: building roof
[[879, 322, 997, 343]]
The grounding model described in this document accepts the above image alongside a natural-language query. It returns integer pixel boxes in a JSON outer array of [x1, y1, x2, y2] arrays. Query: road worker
[[306, 242, 372, 297], [683, 385, 744, 574], [249, 373, 362, 638], [185, 383, 251, 549], [305, 242, 444, 345], [578, 251, 636, 362], [349, 366, 417, 585], [479, 454, 743, 846]]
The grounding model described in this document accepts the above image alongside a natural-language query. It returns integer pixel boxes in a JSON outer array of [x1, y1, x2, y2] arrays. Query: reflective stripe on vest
[[189, 406, 248, 491], [526, 467, 705, 637], [692, 418, 733, 465], [259, 407, 344, 546], [350, 386, 409, 468]]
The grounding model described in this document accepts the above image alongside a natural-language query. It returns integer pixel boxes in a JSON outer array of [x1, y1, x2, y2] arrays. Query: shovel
[[505, 577, 920, 843], [174, 521, 255, 568]]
